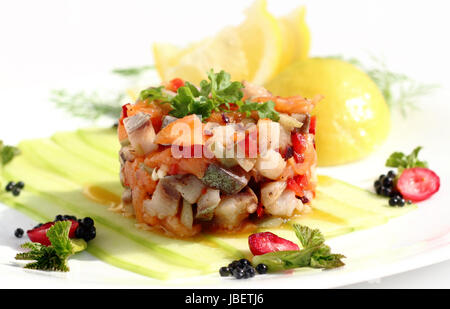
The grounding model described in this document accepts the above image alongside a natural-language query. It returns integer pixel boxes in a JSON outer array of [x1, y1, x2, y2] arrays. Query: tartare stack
[[117, 71, 320, 237]]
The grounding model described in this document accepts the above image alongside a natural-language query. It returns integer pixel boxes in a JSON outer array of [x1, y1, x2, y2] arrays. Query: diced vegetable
[[202, 164, 249, 195]]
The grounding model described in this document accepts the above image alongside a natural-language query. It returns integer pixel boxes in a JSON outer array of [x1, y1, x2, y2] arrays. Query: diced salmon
[[254, 95, 322, 114], [155, 114, 205, 146], [145, 148, 209, 179], [177, 158, 209, 179]]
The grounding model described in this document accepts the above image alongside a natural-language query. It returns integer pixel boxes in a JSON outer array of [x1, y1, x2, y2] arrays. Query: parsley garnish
[[252, 224, 345, 272], [139, 69, 280, 121], [237, 100, 280, 121], [15, 221, 87, 272], [385, 146, 428, 173]]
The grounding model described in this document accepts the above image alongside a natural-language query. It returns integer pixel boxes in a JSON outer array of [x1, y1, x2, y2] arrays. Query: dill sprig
[[51, 89, 124, 121], [112, 65, 155, 77], [52, 65, 155, 121], [329, 55, 439, 116]]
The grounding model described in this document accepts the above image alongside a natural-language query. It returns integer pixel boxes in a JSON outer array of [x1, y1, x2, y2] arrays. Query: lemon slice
[[236, 0, 282, 85], [153, 43, 186, 82], [266, 58, 391, 166], [160, 28, 250, 85], [152, 0, 282, 85], [277, 6, 311, 74]]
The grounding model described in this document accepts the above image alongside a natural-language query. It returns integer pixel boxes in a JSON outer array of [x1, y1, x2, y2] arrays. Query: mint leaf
[[46, 221, 74, 258], [252, 224, 345, 273], [309, 245, 346, 269], [15, 221, 87, 272], [385, 146, 428, 172], [385, 151, 407, 168], [293, 224, 325, 249], [406, 146, 428, 168], [252, 248, 316, 272]]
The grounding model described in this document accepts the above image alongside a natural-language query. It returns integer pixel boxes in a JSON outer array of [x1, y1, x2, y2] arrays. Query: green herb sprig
[[385, 146, 428, 173], [51, 89, 124, 121], [0, 140, 20, 167], [252, 224, 345, 272], [112, 65, 155, 77], [52, 65, 155, 121], [140, 70, 280, 121], [15, 221, 87, 272]]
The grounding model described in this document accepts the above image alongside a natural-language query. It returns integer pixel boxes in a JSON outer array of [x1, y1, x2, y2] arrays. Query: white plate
[[1, 0, 449, 288], [1, 91, 449, 288]]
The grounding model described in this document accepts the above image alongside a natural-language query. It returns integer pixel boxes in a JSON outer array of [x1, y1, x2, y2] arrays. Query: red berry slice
[[396, 168, 440, 202], [27, 220, 79, 246], [248, 232, 300, 256]]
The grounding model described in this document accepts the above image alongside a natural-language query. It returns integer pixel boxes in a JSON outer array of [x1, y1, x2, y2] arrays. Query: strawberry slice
[[396, 167, 440, 202], [248, 232, 300, 256], [27, 220, 79, 246]]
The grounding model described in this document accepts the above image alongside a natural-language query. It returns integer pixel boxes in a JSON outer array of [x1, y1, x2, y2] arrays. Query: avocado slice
[[0, 128, 418, 280], [5, 139, 241, 273], [317, 175, 417, 218], [0, 187, 205, 279], [77, 128, 119, 158]]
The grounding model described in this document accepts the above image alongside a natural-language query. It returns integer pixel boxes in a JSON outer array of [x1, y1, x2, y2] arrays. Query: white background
[[1, 0, 450, 288]]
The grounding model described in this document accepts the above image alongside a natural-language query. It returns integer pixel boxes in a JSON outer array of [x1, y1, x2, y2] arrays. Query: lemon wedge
[[152, 0, 282, 85], [236, 0, 282, 85], [277, 6, 311, 74], [156, 28, 250, 85], [266, 58, 391, 166]]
